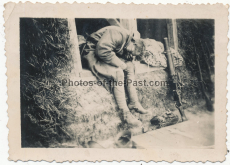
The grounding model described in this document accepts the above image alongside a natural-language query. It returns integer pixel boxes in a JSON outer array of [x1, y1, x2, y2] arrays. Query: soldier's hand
[[120, 63, 128, 71]]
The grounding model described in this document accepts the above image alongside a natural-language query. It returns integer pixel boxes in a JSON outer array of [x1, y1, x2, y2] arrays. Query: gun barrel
[[164, 38, 175, 76]]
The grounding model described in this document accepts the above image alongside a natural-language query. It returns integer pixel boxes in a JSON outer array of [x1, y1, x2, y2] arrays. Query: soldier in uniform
[[83, 26, 149, 127]]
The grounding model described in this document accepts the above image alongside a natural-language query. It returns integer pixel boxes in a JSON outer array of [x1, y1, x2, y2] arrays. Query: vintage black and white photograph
[[20, 18, 215, 149], [5, 2, 229, 162]]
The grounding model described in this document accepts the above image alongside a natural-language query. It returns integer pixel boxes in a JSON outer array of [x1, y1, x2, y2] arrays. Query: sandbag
[[141, 39, 167, 67], [141, 38, 183, 68]]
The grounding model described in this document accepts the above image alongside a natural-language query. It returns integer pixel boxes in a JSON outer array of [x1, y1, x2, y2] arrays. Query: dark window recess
[[75, 18, 110, 69], [137, 19, 168, 43]]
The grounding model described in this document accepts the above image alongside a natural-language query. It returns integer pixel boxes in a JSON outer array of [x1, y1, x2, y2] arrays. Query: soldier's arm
[[95, 29, 127, 69]]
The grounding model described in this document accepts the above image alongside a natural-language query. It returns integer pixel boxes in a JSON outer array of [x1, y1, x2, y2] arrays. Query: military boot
[[125, 62, 149, 115], [123, 110, 142, 127], [126, 79, 149, 114], [128, 102, 149, 114], [112, 72, 142, 127]]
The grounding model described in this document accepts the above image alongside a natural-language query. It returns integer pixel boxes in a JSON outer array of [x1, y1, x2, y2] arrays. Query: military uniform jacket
[[90, 26, 133, 68]]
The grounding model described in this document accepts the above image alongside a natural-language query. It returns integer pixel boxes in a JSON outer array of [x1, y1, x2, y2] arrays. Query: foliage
[[177, 20, 215, 105], [20, 18, 74, 147]]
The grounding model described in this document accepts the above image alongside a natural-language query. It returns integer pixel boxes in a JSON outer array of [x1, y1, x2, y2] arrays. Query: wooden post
[[166, 19, 174, 48], [120, 19, 133, 30], [68, 18, 82, 77], [120, 19, 140, 39], [172, 19, 178, 52], [105, 19, 122, 27], [167, 19, 179, 51], [106, 18, 140, 39]]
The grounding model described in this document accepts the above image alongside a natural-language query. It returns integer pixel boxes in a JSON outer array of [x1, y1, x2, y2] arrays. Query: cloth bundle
[[141, 38, 183, 68], [150, 110, 179, 128], [141, 39, 167, 67]]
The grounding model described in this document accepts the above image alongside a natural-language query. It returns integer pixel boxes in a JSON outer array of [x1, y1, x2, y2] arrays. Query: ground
[[133, 102, 214, 149], [51, 68, 211, 148], [58, 100, 214, 149]]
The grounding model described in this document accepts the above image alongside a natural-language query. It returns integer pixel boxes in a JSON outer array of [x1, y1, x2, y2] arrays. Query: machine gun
[[164, 38, 187, 122]]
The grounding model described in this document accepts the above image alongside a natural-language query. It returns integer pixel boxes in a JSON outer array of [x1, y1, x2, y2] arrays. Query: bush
[[177, 19, 214, 96], [20, 18, 74, 147]]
